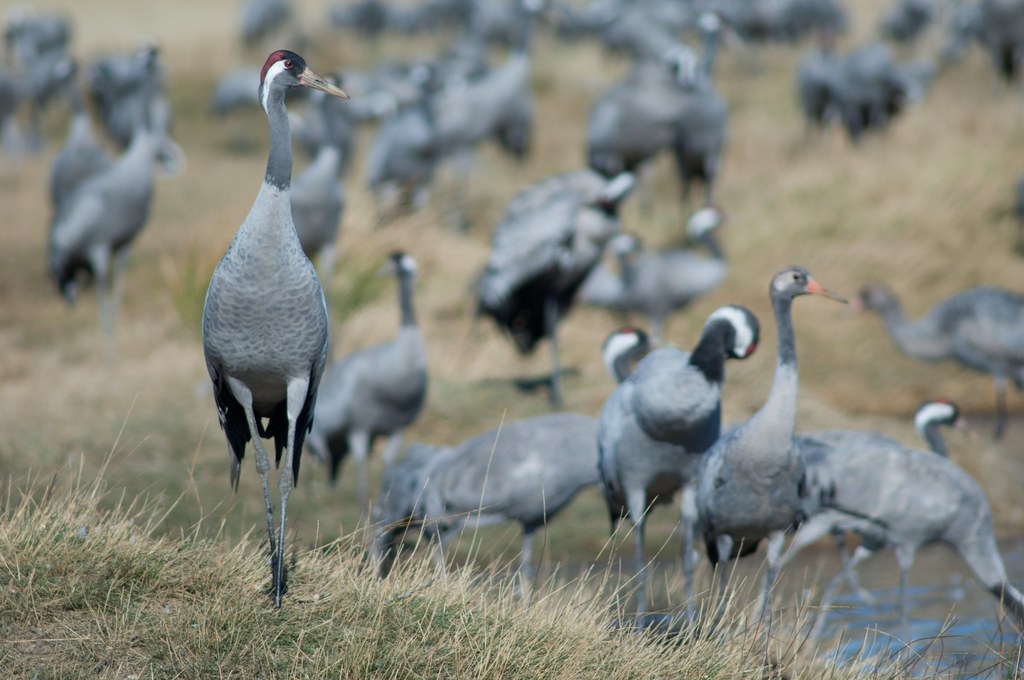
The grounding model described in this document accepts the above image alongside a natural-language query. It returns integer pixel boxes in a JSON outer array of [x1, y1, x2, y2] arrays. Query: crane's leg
[[88, 247, 114, 355], [348, 430, 372, 513], [625, 487, 648, 623], [545, 298, 563, 407], [109, 247, 132, 334], [679, 483, 699, 622], [994, 375, 1008, 440], [226, 377, 278, 593], [808, 544, 874, 645], [273, 377, 311, 608], [713, 534, 735, 626], [894, 545, 916, 639], [380, 431, 404, 466], [835, 533, 876, 605], [518, 529, 536, 601], [757, 531, 787, 626]]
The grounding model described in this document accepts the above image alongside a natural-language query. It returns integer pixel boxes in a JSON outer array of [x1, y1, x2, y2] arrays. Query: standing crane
[[476, 168, 635, 406], [856, 282, 1024, 439], [202, 50, 348, 608]]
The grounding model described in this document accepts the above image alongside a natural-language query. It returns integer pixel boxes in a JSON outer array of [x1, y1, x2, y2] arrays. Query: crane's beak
[[806, 278, 847, 303], [300, 67, 349, 99]]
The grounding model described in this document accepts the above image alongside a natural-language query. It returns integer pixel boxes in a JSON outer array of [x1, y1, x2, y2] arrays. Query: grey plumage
[[202, 51, 347, 608], [879, 0, 934, 44], [306, 252, 427, 509], [49, 68, 112, 215], [476, 169, 635, 405], [978, 0, 1024, 85], [48, 103, 165, 341], [598, 305, 759, 619], [857, 282, 1024, 439], [778, 422, 1024, 640], [580, 207, 728, 341], [210, 67, 262, 115], [240, 0, 292, 47], [372, 412, 600, 588], [696, 266, 846, 619]]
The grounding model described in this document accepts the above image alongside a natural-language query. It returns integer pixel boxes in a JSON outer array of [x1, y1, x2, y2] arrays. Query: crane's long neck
[[744, 294, 799, 459], [398, 272, 417, 327], [874, 298, 951, 361], [698, 231, 724, 261], [265, 88, 293, 190], [700, 31, 719, 79], [920, 423, 949, 457], [688, 320, 729, 385]]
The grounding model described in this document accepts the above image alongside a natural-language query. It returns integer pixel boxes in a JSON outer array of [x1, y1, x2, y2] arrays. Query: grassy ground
[[2, 0, 1024, 675]]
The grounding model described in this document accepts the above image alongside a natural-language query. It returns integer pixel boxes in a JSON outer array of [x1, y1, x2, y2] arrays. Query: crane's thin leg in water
[[895, 546, 916, 639], [808, 545, 873, 644], [836, 534, 876, 604], [274, 378, 309, 608], [228, 378, 278, 592], [545, 298, 562, 407]]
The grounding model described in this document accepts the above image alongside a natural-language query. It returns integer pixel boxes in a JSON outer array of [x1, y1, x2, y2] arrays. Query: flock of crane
[[5, 0, 1024, 660]]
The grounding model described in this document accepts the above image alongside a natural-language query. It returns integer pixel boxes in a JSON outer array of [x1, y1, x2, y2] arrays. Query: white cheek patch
[[401, 254, 418, 274], [915, 402, 955, 437], [603, 332, 639, 379], [706, 305, 754, 357], [687, 207, 720, 237], [261, 60, 290, 112]]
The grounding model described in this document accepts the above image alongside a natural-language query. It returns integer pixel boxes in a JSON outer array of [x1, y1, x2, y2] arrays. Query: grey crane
[[306, 251, 427, 510], [580, 207, 728, 341], [857, 282, 1024, 439], [202, 51, 347, 608], [49, 63, 112, 215], [777, 423, 1024, 640], [598, 305, 760, 620], [476, 168, 635, 406], [48, 95, 173, 343], [291, 80, 355, 175], [696, 267, 846, 619], [978, 0, 1024, 86], [290, 83, 346, 279], [240, 0, 293, 48], [796, 30, 842, 135], [372, 412, 600, 590], [210, 66, 262, 115], [880, 0, 934, 45]]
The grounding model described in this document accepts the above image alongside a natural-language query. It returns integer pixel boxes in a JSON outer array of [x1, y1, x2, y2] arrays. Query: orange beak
[[806, 277, 847, 303]]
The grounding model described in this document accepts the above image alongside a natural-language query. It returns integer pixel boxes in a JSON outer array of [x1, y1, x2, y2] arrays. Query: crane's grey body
[[599, 305, 759, 619], [306, 252, 427, 508], [49, 82, 112, 216], [48, 114, 165, 342], [240, 0, 292, 47], [476, 168, 634, 405], [859, 283, 1024, 438], [202, 51, 345, 607], [779, 429, 1024, 638], [372, 413, 600, 588], [978, 0, 1024, 85], [696, 267, 845, 619], [580, 208, 727, 340]]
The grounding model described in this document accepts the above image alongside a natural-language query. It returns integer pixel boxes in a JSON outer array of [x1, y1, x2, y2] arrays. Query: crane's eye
[[284, 59, 293, 69]]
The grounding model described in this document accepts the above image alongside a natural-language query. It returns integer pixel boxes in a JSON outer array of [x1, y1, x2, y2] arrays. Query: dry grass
[[1, 0, 1024, 675]]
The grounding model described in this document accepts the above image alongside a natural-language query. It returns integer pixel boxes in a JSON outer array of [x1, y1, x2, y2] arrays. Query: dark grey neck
[[398, 273, 417, 327], [697, 231, 724, 260], [264, 88, 292, 190], [690, 319, 731, 383], [923, 425, 949, 457]]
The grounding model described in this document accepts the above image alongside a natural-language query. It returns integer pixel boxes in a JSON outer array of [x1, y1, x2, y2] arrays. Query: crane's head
[[385, 250, 418, 277], [771, 266, 847, 304], [704, 305, 760, 360], [853, 282, 897, 313], [914, 399, 965, 438], [686, 206, 724, 239], [601, 325, 651, 381], [259, 50, 348, 112]]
